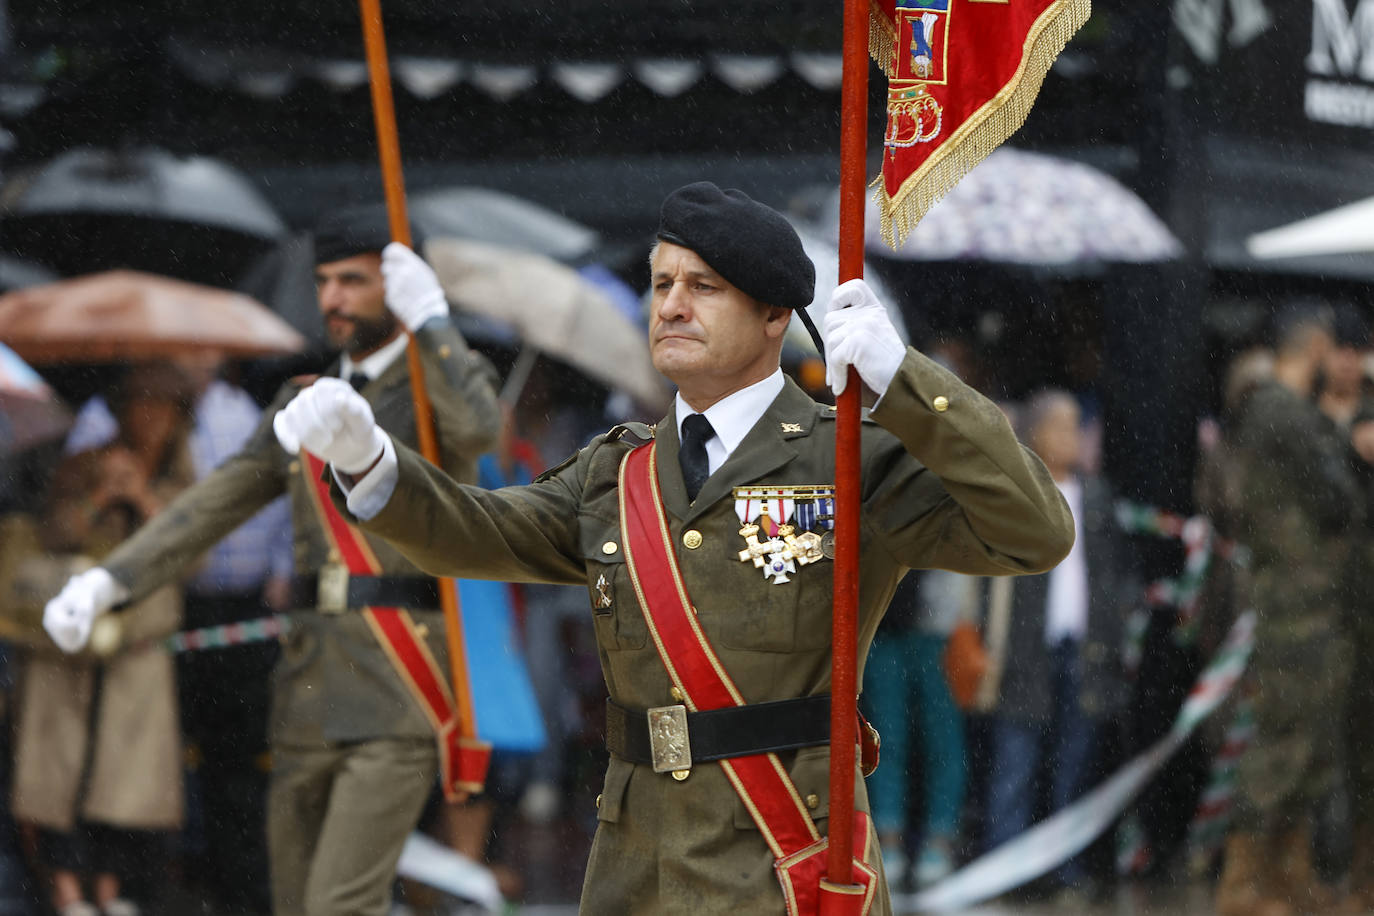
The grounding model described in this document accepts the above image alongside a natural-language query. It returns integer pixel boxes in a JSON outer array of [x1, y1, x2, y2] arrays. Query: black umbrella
[[0, 146, 287, 287]]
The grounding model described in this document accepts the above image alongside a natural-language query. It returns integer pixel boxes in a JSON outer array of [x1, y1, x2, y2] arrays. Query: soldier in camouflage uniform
[[1316, 310, 1374, 911], [1218, 306, 1361, 916]]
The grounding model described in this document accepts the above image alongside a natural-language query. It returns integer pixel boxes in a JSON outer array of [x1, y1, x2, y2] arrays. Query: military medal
[[734, 485, 836, 581], [778, 525, 825, 566], [763, 550, 796, 584], [737, 523, 782, 568]]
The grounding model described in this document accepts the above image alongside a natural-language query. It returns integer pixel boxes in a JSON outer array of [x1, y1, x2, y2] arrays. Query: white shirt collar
[[340, 332, 409, 383], [675, 369, 785, 472]]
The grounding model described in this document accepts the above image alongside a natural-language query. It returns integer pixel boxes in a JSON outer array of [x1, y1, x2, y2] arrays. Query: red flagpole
[[358, 0, 481, 778], [829, 0, 869, 887]]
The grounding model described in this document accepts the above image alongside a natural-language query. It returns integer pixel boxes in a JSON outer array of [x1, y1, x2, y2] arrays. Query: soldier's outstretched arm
[[44, 386, 294, 652], [101, 385, 296, 600], [275, 378, 585, 585], [824, 279, 1073, 577]]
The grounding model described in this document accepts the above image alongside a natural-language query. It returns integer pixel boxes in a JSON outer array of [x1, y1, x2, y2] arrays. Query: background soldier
[[1217, 304, 1360, 916], [274, 182, 1074, 915], [41, 212, 502, 916]]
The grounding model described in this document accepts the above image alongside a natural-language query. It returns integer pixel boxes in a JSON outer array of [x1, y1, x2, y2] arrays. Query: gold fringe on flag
[[869, 0, 898, 78], [872, 0, 1092, 249]]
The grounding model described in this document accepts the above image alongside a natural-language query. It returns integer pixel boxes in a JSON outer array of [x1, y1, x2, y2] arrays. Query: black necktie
[[679, 413, 715, 503], [347, 372, 369, 393]]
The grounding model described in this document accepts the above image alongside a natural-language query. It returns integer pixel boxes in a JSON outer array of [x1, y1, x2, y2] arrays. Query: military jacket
[[348, 348, 1073, 915], [102, 320, 502, 746], [1233, 380, 1360, 640]]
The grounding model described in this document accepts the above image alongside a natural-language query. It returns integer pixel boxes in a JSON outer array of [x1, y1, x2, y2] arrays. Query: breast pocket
[[709, 545, 834, 653], [580, 518, 647, 650]]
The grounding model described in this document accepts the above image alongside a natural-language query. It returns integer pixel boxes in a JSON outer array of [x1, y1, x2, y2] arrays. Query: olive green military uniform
[[99, 321, 501, 916], [1337, 400, 1374, 892], [1231, 379, 1360, 833], [344, 348, 1073, 915]]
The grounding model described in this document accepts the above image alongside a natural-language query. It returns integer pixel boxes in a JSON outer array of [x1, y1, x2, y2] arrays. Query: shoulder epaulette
[[606, 422, 657, 448], [816, 405, 877, 423], [533, 422, 657, 484]]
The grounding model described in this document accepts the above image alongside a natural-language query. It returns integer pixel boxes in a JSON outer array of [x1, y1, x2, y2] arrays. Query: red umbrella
[[0, 270, 306, 364]]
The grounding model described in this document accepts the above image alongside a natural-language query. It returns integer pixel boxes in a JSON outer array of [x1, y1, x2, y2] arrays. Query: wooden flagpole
[[828, 0, 870, 887], [357, 0, 481, 776]]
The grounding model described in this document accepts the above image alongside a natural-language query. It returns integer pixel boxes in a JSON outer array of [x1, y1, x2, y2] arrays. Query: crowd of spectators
[[0, 294, 1371, 916]]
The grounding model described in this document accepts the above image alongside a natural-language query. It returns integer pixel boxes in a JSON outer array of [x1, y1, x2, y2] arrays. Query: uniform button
[[438, 344, 452, 359], [805, 794, 820, 810], [933, 396, 949, 412], [595, 794, 602, 809], [415, 624, 429, 638], [288, 461, 301, 474], [683, 530, 703, 550], [670, 686, 686, 702], [602, 541, 618, 555], [672, 769, 691, 782]]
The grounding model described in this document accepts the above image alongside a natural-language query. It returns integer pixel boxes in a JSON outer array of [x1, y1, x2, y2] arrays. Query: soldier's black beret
[[313, 204, 421, 266], [656, 182, 815, 310]]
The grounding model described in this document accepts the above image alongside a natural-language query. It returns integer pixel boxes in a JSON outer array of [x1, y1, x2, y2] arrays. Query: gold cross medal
[[777, 524, 824, 566], [734, 487, 801, 583]]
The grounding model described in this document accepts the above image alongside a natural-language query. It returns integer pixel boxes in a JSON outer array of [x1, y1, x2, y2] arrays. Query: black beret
[[313, 204, 422, 266], [656, 182, 815, 310]]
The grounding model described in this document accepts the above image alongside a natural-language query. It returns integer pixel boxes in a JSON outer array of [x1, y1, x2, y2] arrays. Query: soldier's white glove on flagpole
[[381, 242, 449, 332], [43, 567, 129, 654], [273, 377, 389, 474], [823, 278, 907, 397]]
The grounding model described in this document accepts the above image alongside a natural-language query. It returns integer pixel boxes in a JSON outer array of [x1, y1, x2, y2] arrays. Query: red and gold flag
[[870, 0, 1091, 246]]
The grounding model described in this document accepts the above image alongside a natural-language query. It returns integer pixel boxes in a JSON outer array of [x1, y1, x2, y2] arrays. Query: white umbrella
[[424, 237, 670, 411], [411, 188, 602, 264], [1246, 196, 1374, 260]]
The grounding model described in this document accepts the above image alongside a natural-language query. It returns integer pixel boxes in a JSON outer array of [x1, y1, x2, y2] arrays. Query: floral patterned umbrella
[[815, 147, 1182, 266]]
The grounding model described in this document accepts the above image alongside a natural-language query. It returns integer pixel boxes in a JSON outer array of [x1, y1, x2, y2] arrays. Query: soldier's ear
[[763, 305, 792, 339]]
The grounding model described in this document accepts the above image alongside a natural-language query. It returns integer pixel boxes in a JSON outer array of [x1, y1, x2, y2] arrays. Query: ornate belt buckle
[[646, 704, 692, 776], [318, 563, 349, 615]]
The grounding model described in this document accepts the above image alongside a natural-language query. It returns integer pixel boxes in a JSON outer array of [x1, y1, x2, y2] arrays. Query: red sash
[[618, 443, 877, 916], [300, 453, 491, 800]]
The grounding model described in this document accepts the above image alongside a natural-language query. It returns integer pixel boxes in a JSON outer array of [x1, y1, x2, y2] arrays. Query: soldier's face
[[314, 252, 398, 355], [649, 243, 790, 404]]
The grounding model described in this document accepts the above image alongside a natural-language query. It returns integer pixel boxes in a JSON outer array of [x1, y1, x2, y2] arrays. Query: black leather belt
[[605, 695, 831, 767], [290, 574, 439, 611]]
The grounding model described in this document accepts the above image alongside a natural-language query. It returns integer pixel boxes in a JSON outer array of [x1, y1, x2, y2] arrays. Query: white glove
[[822, 278, 907, 397], [43, 568, 128, 654], [273, 377, 389, 474], [381, 242, 449, 332]]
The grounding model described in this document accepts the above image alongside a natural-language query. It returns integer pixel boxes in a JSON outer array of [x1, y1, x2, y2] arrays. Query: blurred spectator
[[981, 389, 1134, 901], [1192, 347, 1274, 654], [12, 362, 197, 916], [1319, 310, 1374, 911], [1218, 304, 1359, 915], [63, 354, 291, 914], [862, 570, 970, 891]]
